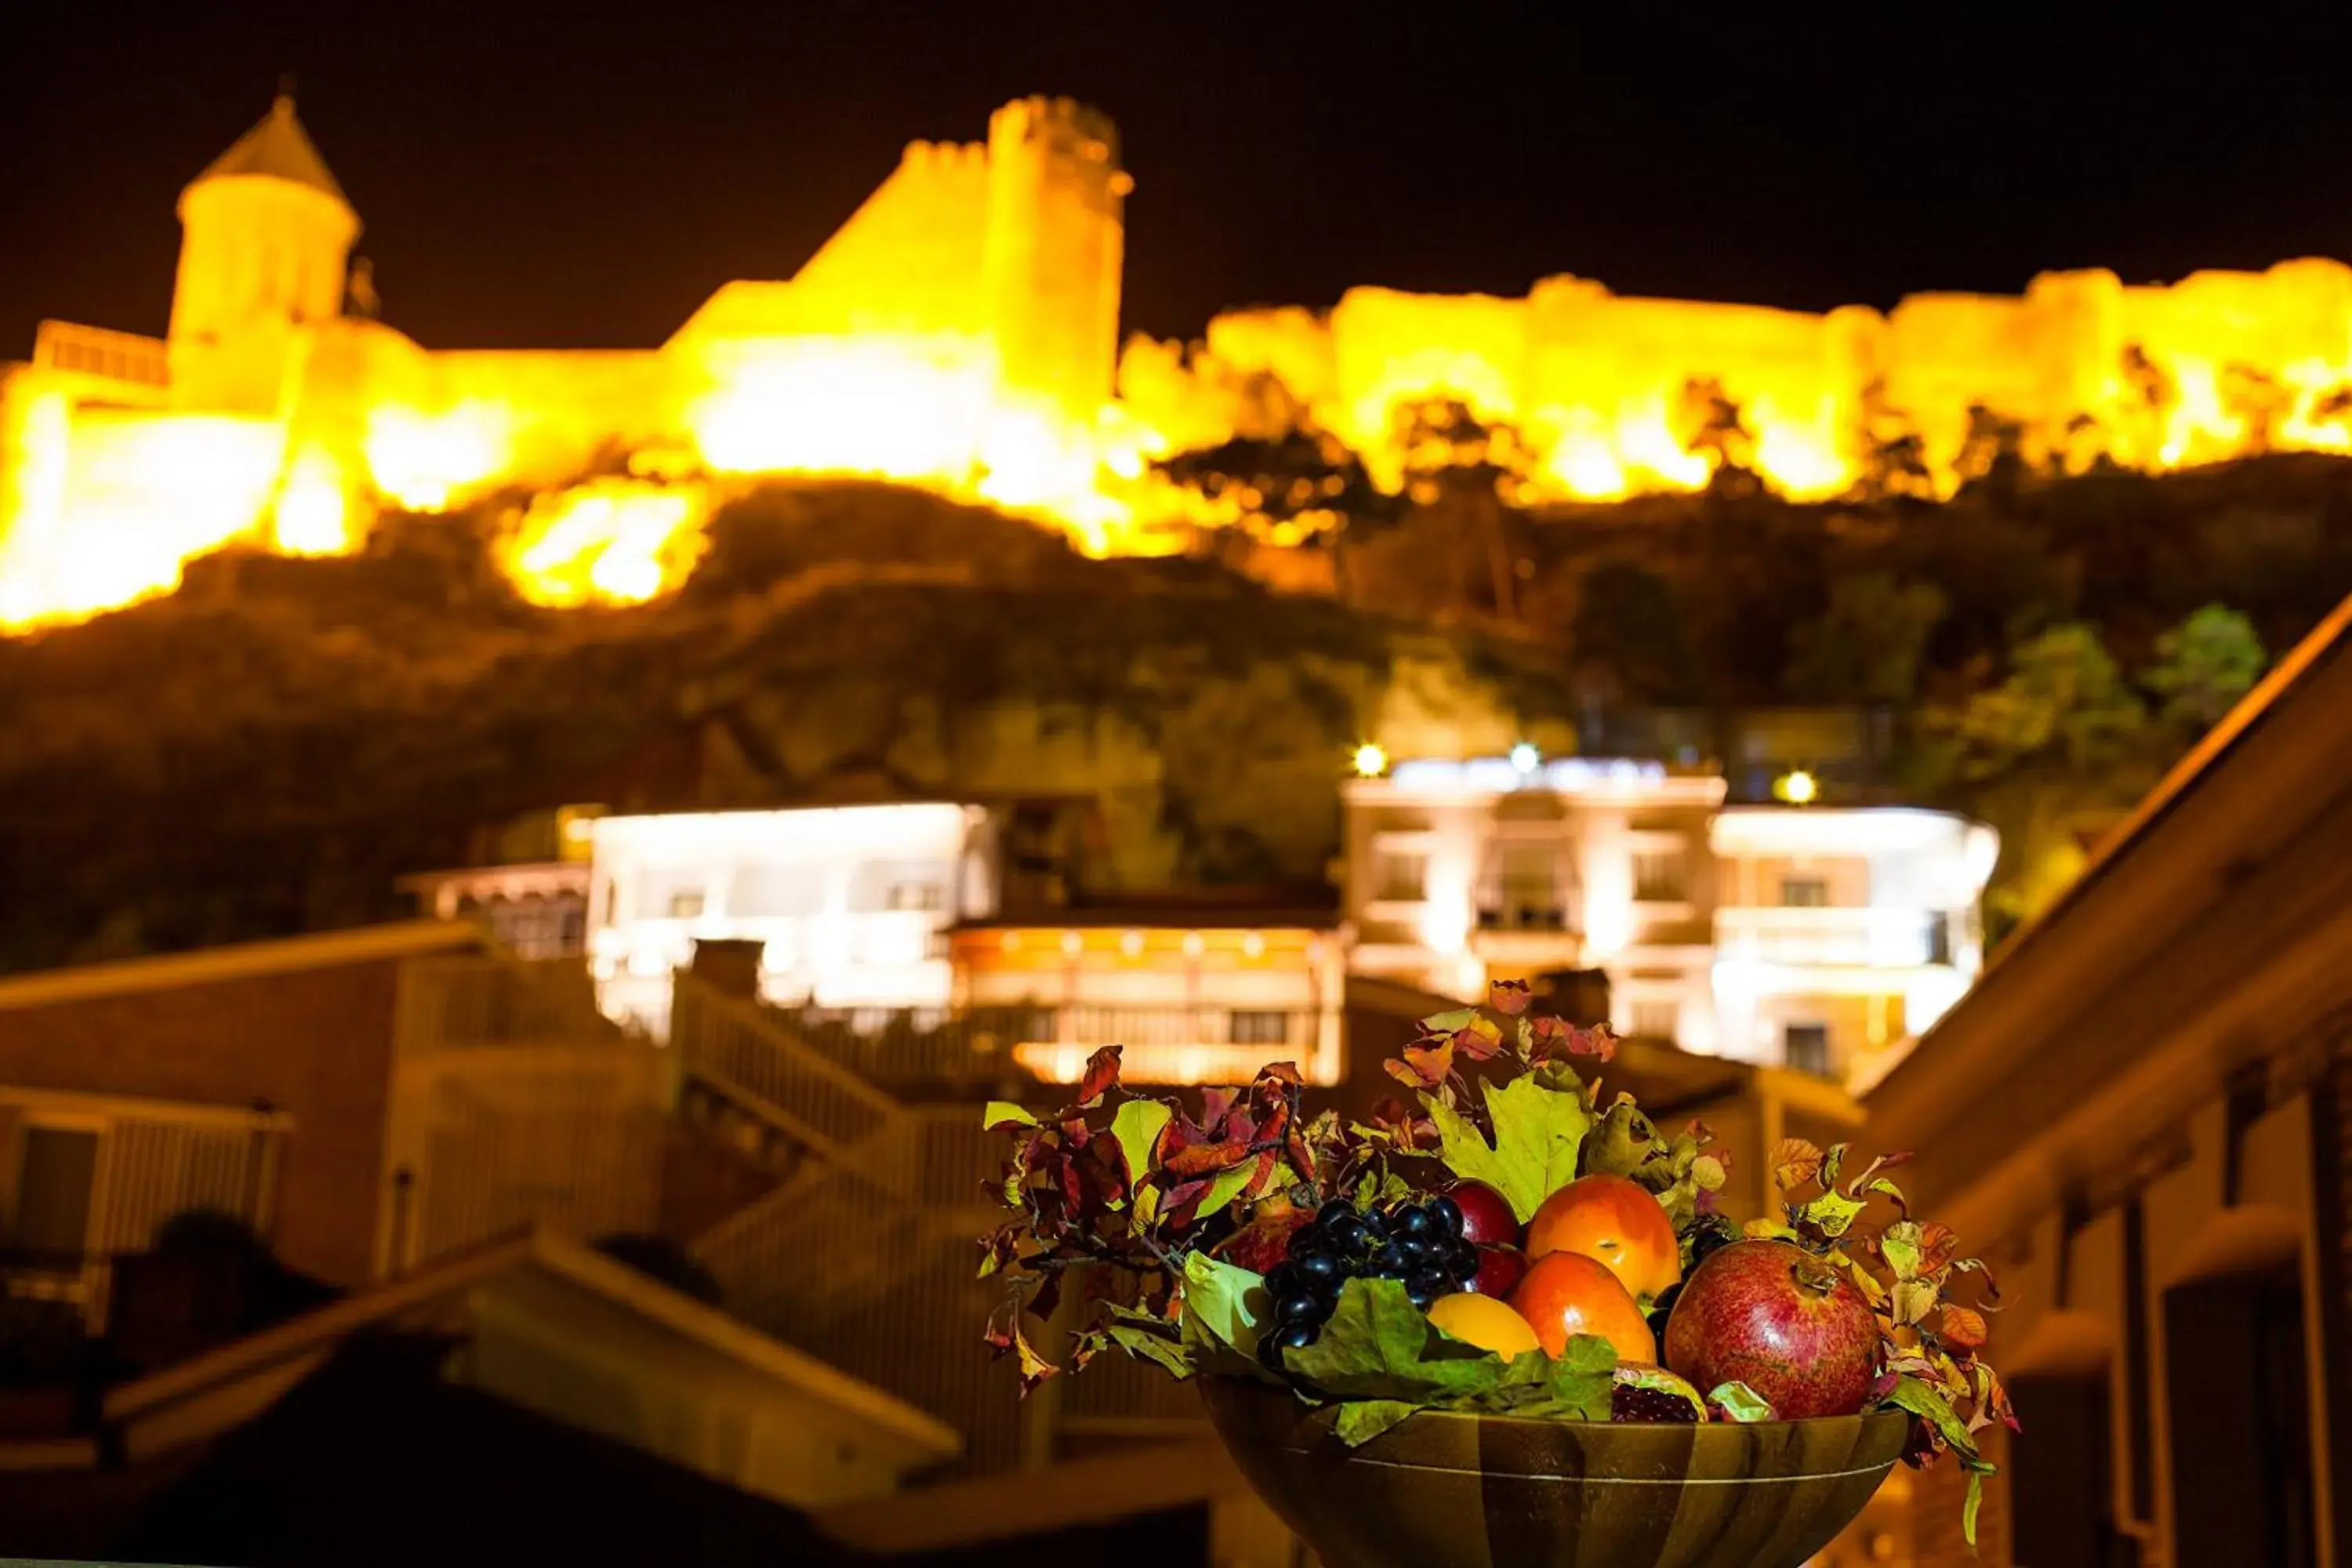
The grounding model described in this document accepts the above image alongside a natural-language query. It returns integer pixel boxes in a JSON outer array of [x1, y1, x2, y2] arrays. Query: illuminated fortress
[[5, 93, 2352, 628]]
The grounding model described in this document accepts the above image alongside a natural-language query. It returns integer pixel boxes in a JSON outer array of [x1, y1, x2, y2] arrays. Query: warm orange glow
[[8, 89, 2352, 634], [503, 481, 707, 608]]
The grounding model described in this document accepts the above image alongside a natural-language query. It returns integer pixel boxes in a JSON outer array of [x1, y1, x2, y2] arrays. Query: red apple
[[1465, 1244, 1528, 1299], [1661, 1240, 1879, 1421], [1447, 1180, 1522, 1247]]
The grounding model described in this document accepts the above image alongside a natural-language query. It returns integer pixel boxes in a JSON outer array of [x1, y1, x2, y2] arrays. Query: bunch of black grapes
[[1646, 1212, 1740, 1340], [1258, 1195, 1482, 1369]]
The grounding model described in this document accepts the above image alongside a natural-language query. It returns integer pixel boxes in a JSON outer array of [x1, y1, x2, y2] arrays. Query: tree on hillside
[[1952, 404, 2029, 499], [2140, 603, 2266, 735], [1391, 399, 1535, 623], [1570, 561, 1704, 706], [2220, 365, 2292, 456], [1155, 427, 1396, 601], [1848, 378, 1936, 503], [1918, 621, 2155, 941], [1674, 376, 1762, 495], [1782, 572, 1950, 706]]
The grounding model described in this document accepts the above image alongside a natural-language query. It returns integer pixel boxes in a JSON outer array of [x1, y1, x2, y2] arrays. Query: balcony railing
[[771, 1004, 1334, 1087], [0, 1088, 288, 1330], [1714, 906, 1952, 968], [397, 955, 623, 1054]]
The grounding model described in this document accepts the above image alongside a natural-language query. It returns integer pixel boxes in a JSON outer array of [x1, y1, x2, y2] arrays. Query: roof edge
[[0, 920, 485, 1015]]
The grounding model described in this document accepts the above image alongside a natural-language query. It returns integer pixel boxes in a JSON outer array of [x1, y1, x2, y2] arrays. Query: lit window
[[1629, 999, 1679, 1040], [1375, 853, 1426, 902], [668, 890, 706, 919], [1780, 877, 1828, 908], [1634, 851, 1686, 902], [1784, 1023, 1832, 1076], [1229, 1011, 1292, 1046], [887, 881, 943, 912]]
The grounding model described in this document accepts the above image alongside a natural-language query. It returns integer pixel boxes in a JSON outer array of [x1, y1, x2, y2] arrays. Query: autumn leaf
[[1771, 1138, 1824, 1192], [1941, 1305, 1989, 1352], [1076, 1045, 1123, 1106], [1489, 979, 1533, 1017]]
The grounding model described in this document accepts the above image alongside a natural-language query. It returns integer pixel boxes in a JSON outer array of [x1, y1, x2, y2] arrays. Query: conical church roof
[[191, 95, 349, 205]]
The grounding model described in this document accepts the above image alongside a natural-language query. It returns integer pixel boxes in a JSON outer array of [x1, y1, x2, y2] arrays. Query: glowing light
[[1509, 742, 1541, 775], [505, 481, 706, 608], [1352, 742, 1388, 778], [274, 448, 354, 554], [364, 402, 513, 512], [1775, 770, 1820, 806]]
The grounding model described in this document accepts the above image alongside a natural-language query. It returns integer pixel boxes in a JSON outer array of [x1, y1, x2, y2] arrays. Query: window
[[1780, 876, 1828, 908], [1783, 1023, 1832, 1077], [1229, 1011, 1292, 1046], [1628, 999, 1679, 1041], [730, 865, 826, 917], [887, 880, 943, 913], [1374, 853, 1426, 902], [2165, 1261, 2316, 1566], [5, 1126, 99, 1265], [1633, 851, 1686, 903], [667, 889, 706, 920]]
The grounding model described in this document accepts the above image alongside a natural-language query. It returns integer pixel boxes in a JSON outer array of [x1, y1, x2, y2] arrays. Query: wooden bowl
[[1200, 1377, 1909, 1568]]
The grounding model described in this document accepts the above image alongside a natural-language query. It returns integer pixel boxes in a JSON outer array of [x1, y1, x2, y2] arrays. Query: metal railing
[[0, 1089, 287, 1330], [397, 955, 621, 1054], [1714, 906, 1948, 968], [387, 954, 669, 1273], [31, 321, 170, 389], [773, 1004, 1330, 1088], [672, 972, 912, 1166]]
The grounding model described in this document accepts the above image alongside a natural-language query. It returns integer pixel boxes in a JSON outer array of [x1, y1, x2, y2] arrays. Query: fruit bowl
[[1200, 1375, 1910, 1568]]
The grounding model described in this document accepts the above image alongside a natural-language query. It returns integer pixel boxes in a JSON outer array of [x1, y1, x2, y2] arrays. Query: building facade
[[583, 804, 999, 1034], [1341, 753, 1995, 1089], [1864, 593, 2352, 1568]]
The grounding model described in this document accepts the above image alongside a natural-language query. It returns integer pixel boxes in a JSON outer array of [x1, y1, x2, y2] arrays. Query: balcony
[[771, 1004, 1338, 1088], [1714, 906, 1955, 969], [0, 1087, 289, 1330]]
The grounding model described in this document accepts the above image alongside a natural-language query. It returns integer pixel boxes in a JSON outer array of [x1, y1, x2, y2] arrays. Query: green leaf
[[1178, 1250, 1269, 1359], [983, 1101, 1037, 1131], [1797, 1190, 1868, 1238], [1882, 1375, 1981, 1462], [1879, 1219, 1924, 1280], [1283, 1278, 1510, 1403], [1420, 1074, 1594, 1221], [1109, 1099, 1172, 1182], [1420, 1007, 1482, 1033], [1707, 1381, 1777, 1422], [1197, 1160, 1259, 1221], [1963, 1468, 1984, 1547], [1333, 1399, 1420, 1446], [1106, 1323, 1195, 1379]]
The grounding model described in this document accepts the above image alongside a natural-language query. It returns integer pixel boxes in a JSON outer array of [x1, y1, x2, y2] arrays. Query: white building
[[1340, 753, 1997, 1090], [583, 804, 999, 1033]]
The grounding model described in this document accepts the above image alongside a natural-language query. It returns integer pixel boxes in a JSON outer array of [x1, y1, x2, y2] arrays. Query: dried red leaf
[[1489, 979, 1533, 1016], [1076, 1045, 1123, 1106]]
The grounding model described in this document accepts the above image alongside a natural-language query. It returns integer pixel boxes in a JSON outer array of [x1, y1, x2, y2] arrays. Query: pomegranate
[[1662, 1240, 1878, 1421]]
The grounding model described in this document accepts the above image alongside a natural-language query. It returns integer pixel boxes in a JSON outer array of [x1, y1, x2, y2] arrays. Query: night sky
[[7, 4, 2352, 355]]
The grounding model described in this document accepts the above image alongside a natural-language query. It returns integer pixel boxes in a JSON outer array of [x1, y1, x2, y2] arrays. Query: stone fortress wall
[[3, 90, 2350, 630]]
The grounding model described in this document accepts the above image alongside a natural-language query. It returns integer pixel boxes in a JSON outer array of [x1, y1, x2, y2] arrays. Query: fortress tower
[[980, 96, 1131, 430], [168, 95, 359, 413]]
